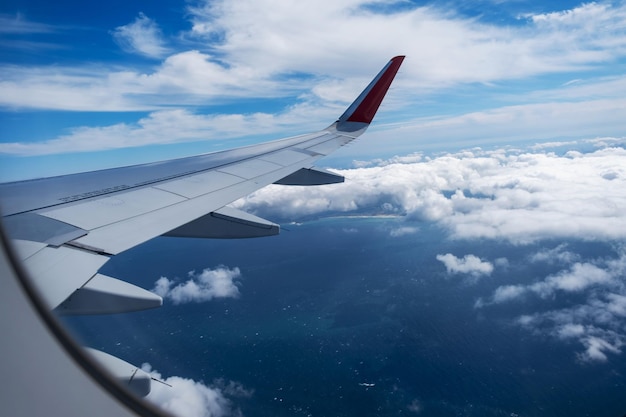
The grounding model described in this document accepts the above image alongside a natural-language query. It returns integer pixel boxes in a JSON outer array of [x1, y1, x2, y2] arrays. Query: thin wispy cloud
[[478, 247, 626, 363], [111, 13, 170, 59], [0, 13, 55, 34], [152, 266, 242, 305], [528, 244, 580, 265], [481, 261, 618, 306], [389, 226, 419, 237]]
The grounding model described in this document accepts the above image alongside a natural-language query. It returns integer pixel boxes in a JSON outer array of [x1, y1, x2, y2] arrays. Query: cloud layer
[[235, 139, 626, 244], [152, 266, 242, 305]]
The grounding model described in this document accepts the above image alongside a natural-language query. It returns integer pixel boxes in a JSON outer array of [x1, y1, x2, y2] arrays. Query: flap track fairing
[[274, 167, 344, 186], [163, 206, 279, 239]]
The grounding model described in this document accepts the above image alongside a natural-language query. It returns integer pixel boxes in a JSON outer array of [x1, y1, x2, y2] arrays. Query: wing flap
[[164, 206, 279, 239], [3, 212, 87, 246], [85, 348, 152, 398], [23, 245, 109, 309]]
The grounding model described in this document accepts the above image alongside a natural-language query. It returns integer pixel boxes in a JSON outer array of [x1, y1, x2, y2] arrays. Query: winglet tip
[[338, 55, 405, 126]]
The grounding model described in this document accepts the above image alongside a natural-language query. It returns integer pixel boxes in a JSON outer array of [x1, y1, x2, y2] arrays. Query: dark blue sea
[[65, 217, 626, 417]]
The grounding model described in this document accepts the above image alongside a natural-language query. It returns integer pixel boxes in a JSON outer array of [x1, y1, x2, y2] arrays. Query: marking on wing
[[305, 135, 353, 155], [216, 158, 282, 180], [153, 170, 243, 199], [259, 149, 313, 166], [39, 187, 186, 231]]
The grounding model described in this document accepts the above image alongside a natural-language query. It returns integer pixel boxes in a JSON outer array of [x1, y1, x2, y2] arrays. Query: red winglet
[[338, 56, 405, 125]]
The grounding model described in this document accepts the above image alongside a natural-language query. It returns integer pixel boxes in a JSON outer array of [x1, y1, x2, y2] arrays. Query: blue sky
[[1, 0, 626, 181]]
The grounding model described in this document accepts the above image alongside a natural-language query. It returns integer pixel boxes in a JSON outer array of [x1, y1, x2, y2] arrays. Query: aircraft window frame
[[0, 221, 171, 417]]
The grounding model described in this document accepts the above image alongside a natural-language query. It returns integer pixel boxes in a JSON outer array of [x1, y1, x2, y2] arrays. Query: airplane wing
[[0, 55, 404, 396]]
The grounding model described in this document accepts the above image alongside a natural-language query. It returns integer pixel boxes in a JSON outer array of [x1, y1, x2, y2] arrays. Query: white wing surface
[[0, 56, 405, 395]]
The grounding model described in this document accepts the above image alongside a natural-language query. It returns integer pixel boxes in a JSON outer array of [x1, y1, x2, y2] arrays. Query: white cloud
[[142, 363, 251, 417], [152, 266, 241, 305], [111, 13, 169, 59], [491, 285, 526, 304], [436, 253, 494, 278]]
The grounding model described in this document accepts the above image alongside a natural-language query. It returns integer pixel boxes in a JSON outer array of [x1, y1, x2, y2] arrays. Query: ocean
[[64, 216, 626, 417]]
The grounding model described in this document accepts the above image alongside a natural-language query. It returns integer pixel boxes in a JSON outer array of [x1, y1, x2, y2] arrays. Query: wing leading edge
[[0, 55, 405, 395]]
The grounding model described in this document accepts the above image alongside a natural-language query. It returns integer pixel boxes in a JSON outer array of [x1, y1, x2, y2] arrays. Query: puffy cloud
[[142, 364, 251, 417], [152, 266, 241, 305], [492, 285, 526, 304], [111, 13, 170, 59], [436, 253, 494, 278]]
